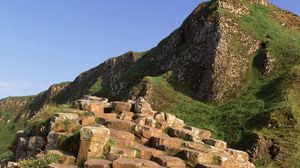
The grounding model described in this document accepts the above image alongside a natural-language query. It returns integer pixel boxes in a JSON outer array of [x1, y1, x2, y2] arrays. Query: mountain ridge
[[1, 0, 300, 167]]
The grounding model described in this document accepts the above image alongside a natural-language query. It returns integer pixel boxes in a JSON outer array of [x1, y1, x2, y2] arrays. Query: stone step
[[135, 144, 165, 160], [108, 146, 137, 161], [112, 158, 162, 168], [151, 155, 186, 168], [84, 159, 112, 168]]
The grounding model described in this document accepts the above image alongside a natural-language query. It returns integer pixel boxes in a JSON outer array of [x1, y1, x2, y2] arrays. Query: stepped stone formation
[[10, 96, 255, 168]]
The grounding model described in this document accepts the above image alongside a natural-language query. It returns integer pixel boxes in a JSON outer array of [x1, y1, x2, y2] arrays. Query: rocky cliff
[[1, 0, 300, 167]]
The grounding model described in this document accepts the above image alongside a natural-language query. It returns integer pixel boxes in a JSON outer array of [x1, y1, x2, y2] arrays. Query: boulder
[[203, 138, 227, 150], [47, 150, 76, 165], [81, 116, 96, 126], [110, 129, 135, 148], [151, 155, 186, 168], [107, 118, 136, 132], [47, 131, 71, 150], [135, 144, 165, 160], [196, 163, 223, 168], [112, 101, 132, 113], [178, 148, 214, 167], [150, 136, 183, 150], [16, 137, 28, 160], [84, 159, 112, 168], [118, 111, 134, 121], [77, 126, 110, 166], [168, 127, 201, 142], [50, 113, 80, 133], [27, 136, 46, 158], [134, 97, 155, 115], [184, 126, 212, 139], [134, 125, 164, 139], [226, 148, 249, 163], [112, 158, 161, 168], [107, 147, 137, 161], [47, 163, 78, 168]]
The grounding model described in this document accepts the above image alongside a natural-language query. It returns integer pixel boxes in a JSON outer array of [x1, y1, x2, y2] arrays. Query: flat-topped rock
[[110, 129, 135, 148], [150, 136, 183, 150], [47, 163, 78, 168], [134, 125, 164, 139], [112, 158, 162, 168], [84, 159, 112, 168], [47, 150, 76, 165], [112, 101, 133, 113], [108, 146, 137, 161], [152, 155, 186, 168], [203, 138, 227, 150], [135, 144, 165, 160]]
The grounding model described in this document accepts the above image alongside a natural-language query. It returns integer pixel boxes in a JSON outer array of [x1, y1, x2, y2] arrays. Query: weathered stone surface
[[196, 163, 223, 168], [26, 136, 46, 158], [203, 138, 227, 149], [113, 158, 161, 168], [7, 162, 20, 168], [16, 137, 29, 160], [110, 129, 135, 148], [47, 131, 71, 150], [47, 150, 76, 165], [81, 116, 96, 126], [108, 147, 137, 161], [118, 111, 134, 121], [179, 148, 214, 167], [105, 118, 135, 132], [112, 101, 132, 113], [150, 136, 183, 150], [135, 144, 165, 160], [50, 113, 80, 133], [47, 163, 78, 168], [168, 127, 201, 142], [134, 125, 164, 139], [84, 159, 112, 168], [226, 148, 249, 163], [77, 96, 108, 117], [77, 126, 110, 165], [152, 155, 186, 167], [134, 97, 155, 115], [184, 126, 212, 139]]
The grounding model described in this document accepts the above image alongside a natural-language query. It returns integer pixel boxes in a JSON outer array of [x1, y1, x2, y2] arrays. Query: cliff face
[[1, 0, 300, 167]]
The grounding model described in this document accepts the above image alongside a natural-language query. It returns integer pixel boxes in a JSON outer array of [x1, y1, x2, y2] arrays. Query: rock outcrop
[[11, 96, 255, 168]]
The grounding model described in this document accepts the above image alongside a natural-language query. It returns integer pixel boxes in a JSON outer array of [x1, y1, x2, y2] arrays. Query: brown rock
[[168, 127, 201, 142], [50, 113, 80, 133], [226, 148, 249, 162], [179, 148, 214, 167], [81, 116, 96, 126], [47, 150, 76, 165], [112, 101, 132, 113], [152, 155, 186, 167], [118, 111, 134, 121], [135, 144, 165, 160], [84, 159, 112, 168], [77, 126, 110, 165], [108, 146, 137, 161], [47, 163, 78, 168], [47, 131, 71, 150], [110, 129, 135, 148], [150, 136, 183, 150], [134, 125, 164, 139], [196, 163, 223, 168], [113, 158, 161, 168], [184, 126, 212, 139], [107, 118, 136, 132], [134, 97, 155, 115], [203, 138, 227, 150]]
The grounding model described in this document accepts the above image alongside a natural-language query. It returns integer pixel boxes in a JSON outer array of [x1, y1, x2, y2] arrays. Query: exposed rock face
[[11, 96, 255, 168]]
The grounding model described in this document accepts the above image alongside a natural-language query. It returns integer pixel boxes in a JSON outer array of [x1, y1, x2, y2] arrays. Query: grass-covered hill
[[1, 0, 300, 167]]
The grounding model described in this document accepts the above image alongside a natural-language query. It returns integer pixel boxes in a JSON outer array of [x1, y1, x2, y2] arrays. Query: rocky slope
[[9, 96, 255, 168], [1, 0, 300, 167]]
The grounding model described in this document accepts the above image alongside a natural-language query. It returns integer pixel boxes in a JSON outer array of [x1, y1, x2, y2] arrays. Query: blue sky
[[0, 0, 299, 99]]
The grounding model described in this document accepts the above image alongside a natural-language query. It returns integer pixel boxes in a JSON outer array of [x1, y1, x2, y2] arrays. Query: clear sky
[[0, 0, 299, 99]]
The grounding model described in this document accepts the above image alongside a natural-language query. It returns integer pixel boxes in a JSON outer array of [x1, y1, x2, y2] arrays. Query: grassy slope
[[143, 3, 300, 168]]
